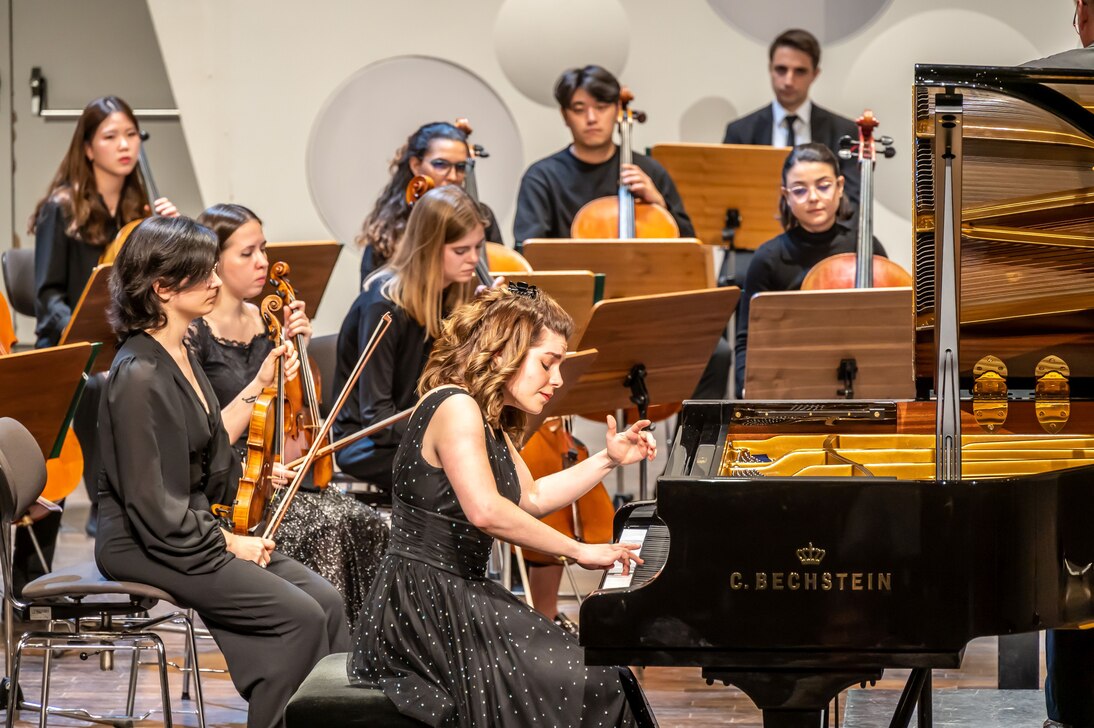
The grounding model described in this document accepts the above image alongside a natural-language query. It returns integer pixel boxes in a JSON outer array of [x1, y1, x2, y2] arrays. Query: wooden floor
[[2, 496, 1043, 727]]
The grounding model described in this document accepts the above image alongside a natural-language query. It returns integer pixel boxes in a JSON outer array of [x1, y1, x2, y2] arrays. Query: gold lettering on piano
[[730, 544, 892, 593]]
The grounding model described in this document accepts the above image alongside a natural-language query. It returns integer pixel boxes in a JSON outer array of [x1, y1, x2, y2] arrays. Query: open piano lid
[[913, 64, 1094, 397]]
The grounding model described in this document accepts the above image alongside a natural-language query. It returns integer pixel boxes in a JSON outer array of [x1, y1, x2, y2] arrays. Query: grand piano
[[580, 65, 1094, 728]]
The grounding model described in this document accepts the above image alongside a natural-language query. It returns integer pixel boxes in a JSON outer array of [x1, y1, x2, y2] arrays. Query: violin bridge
[[1036, 356, 1071, 435], [972, 355, 1008, 433]]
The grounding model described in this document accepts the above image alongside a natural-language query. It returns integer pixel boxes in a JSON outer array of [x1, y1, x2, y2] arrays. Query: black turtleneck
[[733, 222, 886, 397]]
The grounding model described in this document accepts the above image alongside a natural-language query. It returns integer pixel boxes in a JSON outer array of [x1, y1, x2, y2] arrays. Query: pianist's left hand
[[604, 415, 657, 467]]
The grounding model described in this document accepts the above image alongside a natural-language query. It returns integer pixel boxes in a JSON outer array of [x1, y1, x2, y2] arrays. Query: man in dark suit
[[1035, 6, 1094, 727], [723, 28, 860, 203]]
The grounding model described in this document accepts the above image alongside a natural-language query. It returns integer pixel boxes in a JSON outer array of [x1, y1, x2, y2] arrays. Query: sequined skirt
[[347, 551, 639, 727], [275, 488, 388, 629]]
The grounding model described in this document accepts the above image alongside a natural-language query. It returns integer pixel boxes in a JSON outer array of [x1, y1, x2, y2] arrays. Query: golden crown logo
[[796, 542, 826, 566]]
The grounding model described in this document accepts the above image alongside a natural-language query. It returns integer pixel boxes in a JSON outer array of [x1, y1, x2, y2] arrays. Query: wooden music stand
[[59, 265, 115, 373], [534, 287, 741, 498], [258, 241, 342, 312], [744, 287, 915, 400], [651, 143, 787, 251], [521, 239, 715, 299], [0, 343, 98, 458], [492, 270, 603, 345]]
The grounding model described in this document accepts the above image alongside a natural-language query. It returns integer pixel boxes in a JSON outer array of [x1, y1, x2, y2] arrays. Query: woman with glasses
[[356, 121, 503, 283], [733, 142, 886, 397]]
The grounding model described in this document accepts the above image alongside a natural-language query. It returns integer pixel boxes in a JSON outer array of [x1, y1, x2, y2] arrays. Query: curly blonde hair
[[418, 286, 573, 445]]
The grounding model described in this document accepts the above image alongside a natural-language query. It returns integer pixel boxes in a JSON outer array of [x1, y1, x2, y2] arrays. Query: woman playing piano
[[348, 283, 658, 727], [97, 215, 348, 728], [733, 142, 887, 397], [356, 121, 503, 283]]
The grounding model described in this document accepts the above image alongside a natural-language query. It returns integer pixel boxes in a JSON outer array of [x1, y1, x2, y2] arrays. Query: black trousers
[[693, 334, 731, 400], [1047, 628, 1094, 727], [98, 549, 349, 728]]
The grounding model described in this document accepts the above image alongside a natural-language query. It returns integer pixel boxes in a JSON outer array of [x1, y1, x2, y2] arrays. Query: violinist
[[333, 185, 479, 490], [357, 121, 504, 283], [349, 284, 657, 727], [22, 96, 178, 587], [733, 143, 886, 397], [96, 215, 348, 728], [188, 203, 389, 625], [513, 65, 693, 247]]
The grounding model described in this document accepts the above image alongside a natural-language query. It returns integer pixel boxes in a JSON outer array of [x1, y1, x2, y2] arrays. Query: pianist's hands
[[576, 542, 644, 574], [604, 415, 658, 466]]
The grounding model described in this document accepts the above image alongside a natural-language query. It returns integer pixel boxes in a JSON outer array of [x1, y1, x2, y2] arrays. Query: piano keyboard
[[600, 522, 669, 591]]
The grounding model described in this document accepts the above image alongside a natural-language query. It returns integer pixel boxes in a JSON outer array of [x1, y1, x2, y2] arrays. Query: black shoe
[[553, 612, 579, 637], [1045, 720, 1072, 728]]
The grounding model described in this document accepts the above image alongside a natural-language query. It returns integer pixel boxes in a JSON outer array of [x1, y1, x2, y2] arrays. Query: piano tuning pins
[[972, 355, 1008, 432], [1036, 356, 1071, 434]]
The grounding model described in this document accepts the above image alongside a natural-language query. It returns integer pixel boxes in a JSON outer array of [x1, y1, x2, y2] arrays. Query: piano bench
[[285, 653, 424, 728]]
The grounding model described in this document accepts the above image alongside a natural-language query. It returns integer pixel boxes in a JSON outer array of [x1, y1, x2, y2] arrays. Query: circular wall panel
[[707, 0, 893, 46], [680, 96, 737, 143], [306, 56, 523, 250], [494, 0, 630, 106]]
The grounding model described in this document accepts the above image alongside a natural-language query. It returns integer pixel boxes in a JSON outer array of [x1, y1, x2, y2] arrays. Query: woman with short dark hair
[[96, 215, 348, 728]]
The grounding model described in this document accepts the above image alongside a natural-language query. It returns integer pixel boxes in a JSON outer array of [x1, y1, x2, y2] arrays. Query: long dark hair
[[108, 216, 218, 341], [197, 203, 263, 252], [30, 96, 150, 246], [779, 143, 853, 230], [356, 122, 469, 266]]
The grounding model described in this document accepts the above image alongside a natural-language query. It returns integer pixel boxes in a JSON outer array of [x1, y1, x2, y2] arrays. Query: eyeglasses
[[785, 179, 838, 201], [427, 158, 469, 174]]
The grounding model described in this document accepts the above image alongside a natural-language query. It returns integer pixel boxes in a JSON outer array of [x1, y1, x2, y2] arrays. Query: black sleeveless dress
[[348, 387, 649, 727]]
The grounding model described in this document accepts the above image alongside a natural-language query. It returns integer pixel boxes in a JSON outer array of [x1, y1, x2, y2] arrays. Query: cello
[[213, 295, 285, 535], [99, 129, 162, 265], [570, 87, 679, 239], [268, 261, 332, 488], [801, 110, 912, 290]]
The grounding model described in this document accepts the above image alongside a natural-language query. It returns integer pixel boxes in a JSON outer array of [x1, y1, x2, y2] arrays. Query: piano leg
[[889, 669, 932, 728], [702, 668, 881, 728]]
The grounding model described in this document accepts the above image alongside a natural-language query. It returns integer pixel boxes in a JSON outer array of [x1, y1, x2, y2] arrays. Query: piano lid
[[913, 65, 1094, 394]]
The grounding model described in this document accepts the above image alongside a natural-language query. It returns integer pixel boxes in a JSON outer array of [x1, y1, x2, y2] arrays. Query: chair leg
[[181, 609, 194, 700], [181, 613, 206, 728], [38, 634, 53, 728], [5, 634, 27, 728], [150, 634, 173, 728], [513, 545, 534, 608], [125, 637, 141, 715]]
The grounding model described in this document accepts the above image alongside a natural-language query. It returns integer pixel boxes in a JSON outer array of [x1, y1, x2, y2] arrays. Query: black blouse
[[332, 270, 432, 484], [33, 198, 119, 348], [96, 332, 238, 574]]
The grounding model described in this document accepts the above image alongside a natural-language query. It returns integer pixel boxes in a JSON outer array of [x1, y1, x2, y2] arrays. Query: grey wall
[[1, 0, 202, 342]]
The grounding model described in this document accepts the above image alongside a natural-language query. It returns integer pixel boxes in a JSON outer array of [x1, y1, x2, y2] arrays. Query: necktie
[[785, 114, 799, 148]]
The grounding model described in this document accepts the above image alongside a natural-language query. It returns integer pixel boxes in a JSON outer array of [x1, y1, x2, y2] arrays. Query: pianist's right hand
[[576, 542, 643, 574]]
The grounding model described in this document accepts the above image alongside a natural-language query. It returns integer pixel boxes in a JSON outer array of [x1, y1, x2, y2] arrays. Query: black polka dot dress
[[348, 387, 647, 727]]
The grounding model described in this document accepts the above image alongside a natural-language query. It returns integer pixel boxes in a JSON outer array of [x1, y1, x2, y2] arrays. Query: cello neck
[[617, 98, 636, 239], [849, 111, 881, 289], [137, 130, 161, 209]]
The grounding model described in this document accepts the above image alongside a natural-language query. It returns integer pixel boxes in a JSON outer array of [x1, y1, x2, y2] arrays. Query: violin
[[518, 418, 614, 565], [0, 290, 83, 507], [214, 295, 285, 534], [268, 261, 332, 488], [570, 87, 680, 239], [100, 130, 162, 265], [801, 110, 911, 290]]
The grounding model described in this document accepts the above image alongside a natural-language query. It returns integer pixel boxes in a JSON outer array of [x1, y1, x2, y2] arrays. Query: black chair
[[285, 653, 423, 728], [308, 333, 391, 508], [1, 249, 35, 318], [0, 417, 206, 728]]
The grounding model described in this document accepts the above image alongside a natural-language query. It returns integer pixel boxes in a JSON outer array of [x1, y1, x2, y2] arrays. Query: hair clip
[[507, 281, 538, 299]]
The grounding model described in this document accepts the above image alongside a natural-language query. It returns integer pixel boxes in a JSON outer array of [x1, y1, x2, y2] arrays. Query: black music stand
[[0, 343, 98, 458], [534, 287, 740, 499], [257, 241, 342, 314]]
